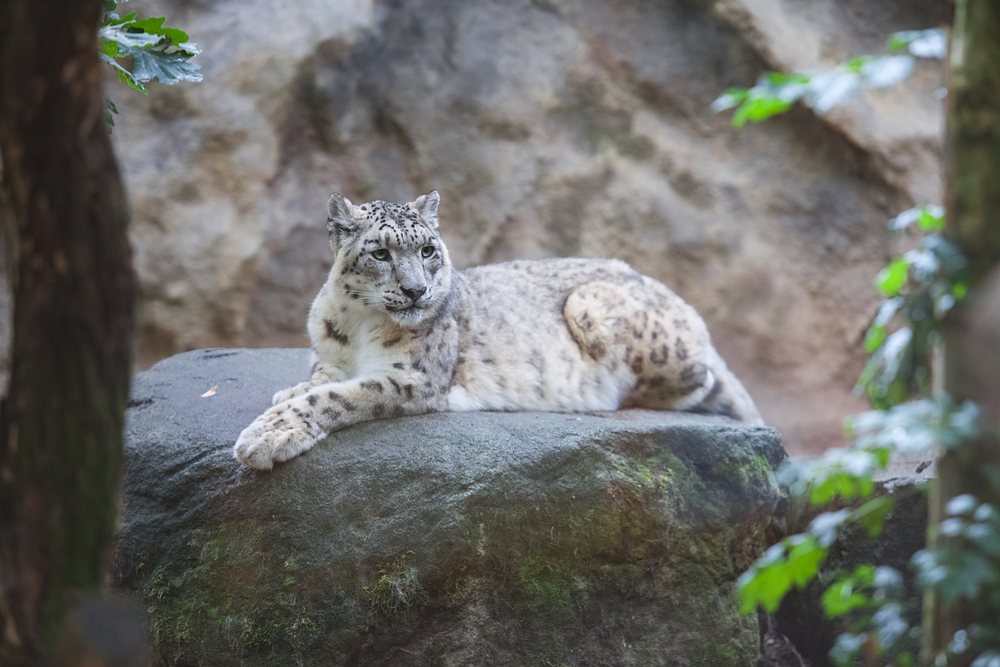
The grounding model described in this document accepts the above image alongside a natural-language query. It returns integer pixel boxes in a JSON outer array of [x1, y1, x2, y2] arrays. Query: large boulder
[[85, 0, 952, 455], [113, 348, 786, 666]]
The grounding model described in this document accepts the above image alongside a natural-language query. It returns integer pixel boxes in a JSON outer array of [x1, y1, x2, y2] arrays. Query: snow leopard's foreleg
[[234, 371, 449, 470]]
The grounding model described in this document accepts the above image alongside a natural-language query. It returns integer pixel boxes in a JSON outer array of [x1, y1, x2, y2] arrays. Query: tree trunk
[[929, 0, 1000, 662], [0, 0, 135, 662]]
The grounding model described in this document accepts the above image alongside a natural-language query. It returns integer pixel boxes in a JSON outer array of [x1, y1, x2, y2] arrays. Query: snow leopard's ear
[[410, 190, 440, 231], [327, 193, 359, 247]]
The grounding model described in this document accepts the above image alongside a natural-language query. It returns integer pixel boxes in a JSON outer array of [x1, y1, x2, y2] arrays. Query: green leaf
[[116, 43, 202, 85], [129, 16, 190, 46], [888, 205, 944, 231], [902, 248, 939, 284], [888, 29, 947, 59], [99, 23, 161, 49], [873, 566, 903, 590], [100, 53, 147, 93], [851, 396, 976, 456], [871, 602, 908, 649], [809, 509, 851, 547], [740, 564, 790, 613], [711, 88, 749, 113], [974, 503, 1000, 524], [810, 475, 839, 505], [731, 96, 794, 129], [940, 551, 995, 602], [939, 517, 965, 537], [863, 323, 886, 353], [811, 472, 873, 504], [117, 69, 145, 92], [803, 448, 883, 505], [887, 32, 911, 54], [947, 494, 979, 516], [103, 96, 118, 132], [859, 55, 914, 88], [822, 580, 870, 617], [888, 207, 920, 230], [759, 72, 811, 88], [863, 326, 912, 406], [804, 71, 860, 114], [105, 11, 137, 27], [132, 49, 202, 85], [875, 257, 910, 297], [787, 535, 826, 587], [737, 549, 788, 613], [99, 38, 119, 57], [916, 205, 946, 231], [822, 566, 875, 617], [863, 297, 903, 353], [874, 446, 891, 468], [842, 56, 868, 74], [737, 536, 829, 614], [854, 495, 895, 537]]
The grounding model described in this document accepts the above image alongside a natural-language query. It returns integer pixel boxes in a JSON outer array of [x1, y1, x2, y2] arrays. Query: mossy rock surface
[[114, 348, 785, 666]]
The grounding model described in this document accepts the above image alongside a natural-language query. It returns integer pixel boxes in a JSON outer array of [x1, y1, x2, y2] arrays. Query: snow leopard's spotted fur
[[234, 191, 763, 469]]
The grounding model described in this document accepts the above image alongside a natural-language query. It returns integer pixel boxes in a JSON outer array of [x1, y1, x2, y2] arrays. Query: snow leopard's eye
[[421, 245, 435, 258], [372, 249, 390, 261]]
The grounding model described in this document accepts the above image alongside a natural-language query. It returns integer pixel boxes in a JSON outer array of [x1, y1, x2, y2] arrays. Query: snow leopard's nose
[[401, 285, 427, 302]]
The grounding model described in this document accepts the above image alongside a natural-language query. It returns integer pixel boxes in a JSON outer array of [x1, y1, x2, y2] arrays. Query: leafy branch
[[735, 202, 989, 666], [712, 29, 946, 128], [98, 1, 202, 127], [737, 395, 975, 618], [858, 206, 969, 409], [716, 18, 1000, 667]]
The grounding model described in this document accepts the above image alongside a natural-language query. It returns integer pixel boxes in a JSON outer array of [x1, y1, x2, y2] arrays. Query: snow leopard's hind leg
[[564, 276, 763, 425]]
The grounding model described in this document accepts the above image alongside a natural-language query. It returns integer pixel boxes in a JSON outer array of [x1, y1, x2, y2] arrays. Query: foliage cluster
[[712, 29, 945, 128], [718, 29, 1000, 667], [98, 0, 201, 128], [860, 206, 968, 408], [738, 204, 998, 665]]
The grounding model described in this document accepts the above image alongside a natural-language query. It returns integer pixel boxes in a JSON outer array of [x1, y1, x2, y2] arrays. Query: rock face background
[[113, 348, 785, 665], [66, 0, 949, 454]]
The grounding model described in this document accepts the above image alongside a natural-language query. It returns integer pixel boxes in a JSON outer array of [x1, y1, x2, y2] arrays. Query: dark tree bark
[[0, 0, 135, 663], [929, 0, 1000, 662]]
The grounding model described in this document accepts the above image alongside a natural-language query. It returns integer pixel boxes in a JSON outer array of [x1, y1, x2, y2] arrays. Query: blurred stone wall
[[8, 0, 954, 455]]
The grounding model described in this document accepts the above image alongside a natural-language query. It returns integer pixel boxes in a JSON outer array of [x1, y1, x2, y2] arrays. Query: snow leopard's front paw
[[233, 404, 320, 470], [271, 381, 314, 406]]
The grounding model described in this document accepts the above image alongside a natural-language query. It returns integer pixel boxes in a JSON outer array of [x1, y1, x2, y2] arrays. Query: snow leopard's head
[[327, 190, 453, 326]]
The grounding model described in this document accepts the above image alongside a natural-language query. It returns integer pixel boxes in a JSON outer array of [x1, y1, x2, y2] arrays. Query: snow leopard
[[234, 191, 763, 469]]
